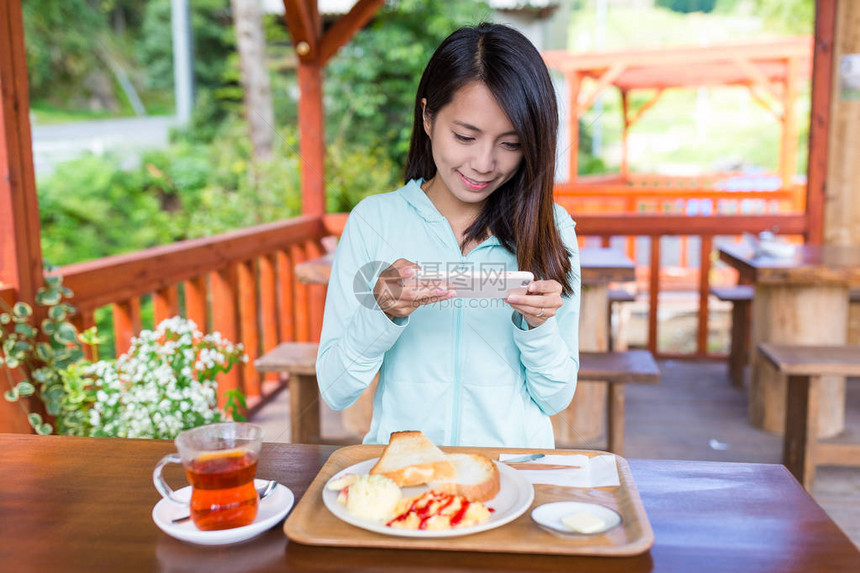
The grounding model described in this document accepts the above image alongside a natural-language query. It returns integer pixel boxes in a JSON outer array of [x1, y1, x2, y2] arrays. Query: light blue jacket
[[316, 179, 581, 448]]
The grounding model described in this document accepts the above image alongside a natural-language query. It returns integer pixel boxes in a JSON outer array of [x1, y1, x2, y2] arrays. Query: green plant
[[2, 278, 247, 438], [63, 316, 247, 439], [1, 277, 84, 434]]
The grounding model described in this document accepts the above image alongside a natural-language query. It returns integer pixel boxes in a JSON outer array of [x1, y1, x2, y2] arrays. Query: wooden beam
[[282, 0, 319, 61], [0, 0, 42, 304], [319, 0, 385, 66], [572, 214, 808, 237], [627, 89, 665, 128], [821, 0, 860, 246], [807, 0, 837, 245], [746, 84, 784, 121], [697, 236, 713, 355], [567, 72, 582, 182], [52, 216, 325, 312], [543, 37, 811, 75], [779, 57, 801, 187], [732, 56, 783, 102], [297, 61, 326, 215], [620, 90, 630, 179], [576, 63, 626, 116], [0, 0, 41, 433]]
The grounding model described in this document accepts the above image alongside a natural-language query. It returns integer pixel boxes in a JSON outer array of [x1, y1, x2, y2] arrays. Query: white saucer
[[152, 479, 294, 545], [531, 501, 622, 537]]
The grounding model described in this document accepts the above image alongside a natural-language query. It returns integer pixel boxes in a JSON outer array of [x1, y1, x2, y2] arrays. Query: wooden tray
[[284, 445, 654, 556]]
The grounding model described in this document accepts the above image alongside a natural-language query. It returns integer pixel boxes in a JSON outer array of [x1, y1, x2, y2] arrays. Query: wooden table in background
[[289, 247, 636, 448], [556, 247, 637, 446], [2, 434, 858, 572], [719, 243, 860, 437]]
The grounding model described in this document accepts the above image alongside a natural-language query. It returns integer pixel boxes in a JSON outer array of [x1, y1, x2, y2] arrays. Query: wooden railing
[[0, 208, 809, 434], [555, 174, 806, 268], [573, 213, 807, 356], [325, 210, 806, 357], [49, 215, 330, 412]]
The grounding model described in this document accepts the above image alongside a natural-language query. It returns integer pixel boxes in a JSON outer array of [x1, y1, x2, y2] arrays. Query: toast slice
[[369, 431, 456, 487], [429, 453, 500, 502]]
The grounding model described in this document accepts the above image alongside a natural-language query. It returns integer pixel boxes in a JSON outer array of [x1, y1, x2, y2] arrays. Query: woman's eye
[[502, 142, 521, 151], [453, 133, 474, 142]]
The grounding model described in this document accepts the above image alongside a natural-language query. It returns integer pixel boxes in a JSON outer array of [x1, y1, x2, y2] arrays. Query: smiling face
[[422, 81, 523, 214]]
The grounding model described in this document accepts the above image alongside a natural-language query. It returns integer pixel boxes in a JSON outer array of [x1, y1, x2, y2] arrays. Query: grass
[[30, 90, 175, 126]]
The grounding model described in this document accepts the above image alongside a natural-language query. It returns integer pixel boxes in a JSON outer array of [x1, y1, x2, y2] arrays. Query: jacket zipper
[[451, 286, 463, 446]]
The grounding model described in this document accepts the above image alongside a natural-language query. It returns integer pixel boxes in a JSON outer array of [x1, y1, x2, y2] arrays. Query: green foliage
[[656, 0, 717, 13], [22, 0, 106, 100], [223, 389, 247, 422], [751, 0, 814, 35], [325, 0, 492, 169], [38, 154, 174, 266], [326, 142, 402, 213], [0, 277, 89, 435], [140, 0, 240, 135]]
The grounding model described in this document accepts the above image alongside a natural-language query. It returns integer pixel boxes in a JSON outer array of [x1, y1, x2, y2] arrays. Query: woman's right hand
[[373, 259, 455, 320]]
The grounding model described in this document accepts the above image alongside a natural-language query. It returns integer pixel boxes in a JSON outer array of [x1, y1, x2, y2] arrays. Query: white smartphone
[[408, 269, 534, 299]]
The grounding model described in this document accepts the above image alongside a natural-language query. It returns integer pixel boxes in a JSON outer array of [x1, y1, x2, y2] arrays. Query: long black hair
[[404, 23, 572, 295]]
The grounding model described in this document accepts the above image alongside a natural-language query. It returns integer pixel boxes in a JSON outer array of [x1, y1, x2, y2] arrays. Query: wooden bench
[[254, 342, 321, 444], [576, 350, 660, 456], [254, 343, 660, 455], [607, 289, 636, 351], [757, 343, 860, 492], [711, 285, 754, 388]]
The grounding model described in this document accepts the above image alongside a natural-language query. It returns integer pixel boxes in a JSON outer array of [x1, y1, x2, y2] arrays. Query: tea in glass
[[153, 422, 264, 531]]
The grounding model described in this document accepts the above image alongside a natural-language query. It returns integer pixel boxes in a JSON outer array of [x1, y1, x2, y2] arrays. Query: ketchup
[[387, 492, 476, 530]]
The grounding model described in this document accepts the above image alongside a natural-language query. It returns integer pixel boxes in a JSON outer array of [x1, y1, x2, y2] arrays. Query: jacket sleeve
[[316, 202, 407, 411], [511, 207, 581, 415]]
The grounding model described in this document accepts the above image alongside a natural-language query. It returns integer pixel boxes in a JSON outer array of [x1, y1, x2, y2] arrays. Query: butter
[[342, 475, 402, 521], [562, 511, 606, 534]]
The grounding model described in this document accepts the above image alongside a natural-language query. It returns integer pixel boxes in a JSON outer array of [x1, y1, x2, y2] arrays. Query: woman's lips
[[458, 171, 490, 191]]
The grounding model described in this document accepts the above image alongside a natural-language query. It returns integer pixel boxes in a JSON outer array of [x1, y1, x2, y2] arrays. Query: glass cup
[[153, 422, 263, 531]]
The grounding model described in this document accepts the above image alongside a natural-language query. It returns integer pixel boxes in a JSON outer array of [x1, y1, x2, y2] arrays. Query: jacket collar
[[399, 178, 501, 248], [399, 178, 445, 222]]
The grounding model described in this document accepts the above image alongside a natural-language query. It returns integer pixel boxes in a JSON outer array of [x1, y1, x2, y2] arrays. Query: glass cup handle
[[153, 453, 187, 505]]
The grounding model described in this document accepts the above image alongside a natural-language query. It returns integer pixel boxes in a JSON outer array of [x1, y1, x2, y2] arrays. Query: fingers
[[506, 280, 564, 324]]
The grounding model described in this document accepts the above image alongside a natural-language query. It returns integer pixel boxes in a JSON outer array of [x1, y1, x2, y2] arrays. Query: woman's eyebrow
[[452, 120, 518, 137]]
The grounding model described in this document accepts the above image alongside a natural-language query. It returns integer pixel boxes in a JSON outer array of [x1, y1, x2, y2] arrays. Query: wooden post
[[697, 236, 713, 356], [823, 0, 860, 246], [0, 0, 42, 433], [0, 0, 41, 305], [807, 0, 837, 245], [568, 72, 582, 183], [211, 266, 242, 407], [620, 89, 630, 180], [779, 57, 800, 188], [297, 61, 326, 216]]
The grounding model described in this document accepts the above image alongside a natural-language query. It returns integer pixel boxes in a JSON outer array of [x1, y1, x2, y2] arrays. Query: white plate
[[530, 501, 622, 536], [152, 479, 294, 545], [322, 458, 534, 538]]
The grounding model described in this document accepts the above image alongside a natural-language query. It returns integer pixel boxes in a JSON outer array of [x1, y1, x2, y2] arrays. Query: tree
[[656, 0, 717, 13], [230, 0, 275, 161], [325, 0, 492, 169]]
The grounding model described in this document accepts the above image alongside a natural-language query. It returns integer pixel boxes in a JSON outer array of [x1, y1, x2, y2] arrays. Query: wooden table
[[557, 248, 637, 445], [719, 243, 860, 436], [2, 434, 858, 572]]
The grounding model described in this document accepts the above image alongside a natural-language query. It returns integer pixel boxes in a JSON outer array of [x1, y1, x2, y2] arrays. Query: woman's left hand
[[505, 279, 564, 329]]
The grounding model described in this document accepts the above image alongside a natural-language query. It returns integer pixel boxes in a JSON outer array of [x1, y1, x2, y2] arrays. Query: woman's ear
[[421, 99, 432, 138]]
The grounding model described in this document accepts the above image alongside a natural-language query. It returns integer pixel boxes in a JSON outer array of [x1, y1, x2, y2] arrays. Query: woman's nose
[[471, 143, 495, 174]]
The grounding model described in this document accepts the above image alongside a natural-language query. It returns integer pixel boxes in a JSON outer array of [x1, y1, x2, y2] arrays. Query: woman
[[316, 23, 581, 448]]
